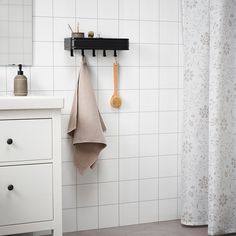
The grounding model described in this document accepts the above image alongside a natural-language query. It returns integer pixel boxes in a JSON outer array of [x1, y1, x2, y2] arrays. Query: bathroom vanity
[[0, 97, 63, 236]]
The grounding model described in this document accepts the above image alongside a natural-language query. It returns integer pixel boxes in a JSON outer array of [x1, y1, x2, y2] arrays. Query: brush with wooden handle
[[110, 63, 122, 108]]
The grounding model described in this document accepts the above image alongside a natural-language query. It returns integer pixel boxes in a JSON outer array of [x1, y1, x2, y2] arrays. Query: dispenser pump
[[17, 64, 24, 75], [14, 64, 28, 96]]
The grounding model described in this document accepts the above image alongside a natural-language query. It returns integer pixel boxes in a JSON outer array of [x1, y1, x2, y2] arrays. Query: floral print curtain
[[181, 0, 236, 235]]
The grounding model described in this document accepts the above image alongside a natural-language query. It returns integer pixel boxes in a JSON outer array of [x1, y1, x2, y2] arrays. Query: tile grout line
[[62, 175, 179, 187], [72, 0, 79, 232], [52, 0, 55, 96], [32, 14, 182, 23], [138, 0, 141, 225], [157, 0, 161, 223], [64, 197, 179, 211], [96, 0, 100, 230], [117, 0, 121, 228], [177, 0, 180, 220]]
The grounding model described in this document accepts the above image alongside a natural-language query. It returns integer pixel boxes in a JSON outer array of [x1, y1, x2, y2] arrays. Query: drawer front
[[0, 164, 53, 226], [0, 119, 52, 162]]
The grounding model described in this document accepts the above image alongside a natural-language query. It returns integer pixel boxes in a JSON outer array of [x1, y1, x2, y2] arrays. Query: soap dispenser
[[14, 64, 28, 96]]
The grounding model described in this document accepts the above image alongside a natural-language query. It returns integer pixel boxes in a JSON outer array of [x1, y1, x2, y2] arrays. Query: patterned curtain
[[181, 1, 236, 235]]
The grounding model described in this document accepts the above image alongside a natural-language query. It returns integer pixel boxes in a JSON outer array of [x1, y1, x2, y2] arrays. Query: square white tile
[[160, 0, 178, 21], [99, 205, 119, 228], [140, 67, 159, 89], [119, 0, 139, 20], [140, 112, 158, 134], [140, 21, 159, 44], [77, 207, 98, 231], [119, 135, 139, 158], [159, 199, 178, 221], [139, 200, 158, 223], [140, 156, 158, 179], [77, 184, 98, 207], [159, 89, 178, 111], [119, 158, 139, 181], [120, 180, 139, 203], [160, 22, 179, 44], [98, 0, 118, 19], [119, 113, 139, 135], [159, 67, 178, 89], [98, 159, 119, 182], [33, 17, 53, 42], [99, 182, 118, 205], [159, 111, 178, 133], [31, 67, 53, 91], [54, 67, 76, 90], [120, 203, 139, 226], [33, 0, 52, 16], [140, 90, 158, 112], [33, 42, 53, 66], [76, 0, 97, 18], [140, 134, 158, 157], [140, 0, 159, 21], [159, 133, 178, 155], [159, 156, 178, 177], [54, 0, 75, 17], [140, 44, 159, 67], [159, 177, 178, 199], [139, 179, 158, 201], [160, 45, 179, 67]]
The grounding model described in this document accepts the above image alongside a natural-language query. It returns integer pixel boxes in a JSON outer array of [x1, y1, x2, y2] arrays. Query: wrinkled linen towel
[[68, 58, 106, 174]]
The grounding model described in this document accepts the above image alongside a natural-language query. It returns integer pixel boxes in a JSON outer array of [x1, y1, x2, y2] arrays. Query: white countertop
[[0, 96, 64, 110]]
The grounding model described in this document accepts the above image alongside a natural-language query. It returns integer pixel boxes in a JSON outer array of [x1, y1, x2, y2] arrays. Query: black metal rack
[[64, 37, 129, 57]]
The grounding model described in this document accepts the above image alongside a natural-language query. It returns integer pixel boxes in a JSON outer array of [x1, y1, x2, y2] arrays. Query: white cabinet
[[0, 96, 63, 236]]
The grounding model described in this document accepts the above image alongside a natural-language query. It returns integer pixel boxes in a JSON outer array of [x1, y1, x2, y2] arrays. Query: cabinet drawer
[[0, 119, 52, 162], [0, 164, 53, 226]]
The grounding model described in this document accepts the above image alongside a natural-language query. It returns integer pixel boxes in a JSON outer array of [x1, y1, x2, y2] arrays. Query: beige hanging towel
[[68, 58, 106, 174]]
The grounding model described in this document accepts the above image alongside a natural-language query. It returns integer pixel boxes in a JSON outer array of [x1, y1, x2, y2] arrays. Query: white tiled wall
[[0, 0, 183, 233]]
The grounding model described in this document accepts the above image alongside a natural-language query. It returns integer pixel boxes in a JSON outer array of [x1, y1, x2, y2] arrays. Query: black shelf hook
[[92, 49, 96, 57], [81, 49, 85, 57]]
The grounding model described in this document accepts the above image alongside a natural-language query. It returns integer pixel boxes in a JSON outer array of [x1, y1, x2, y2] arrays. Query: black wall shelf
[[64, 37, 129, 57]]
